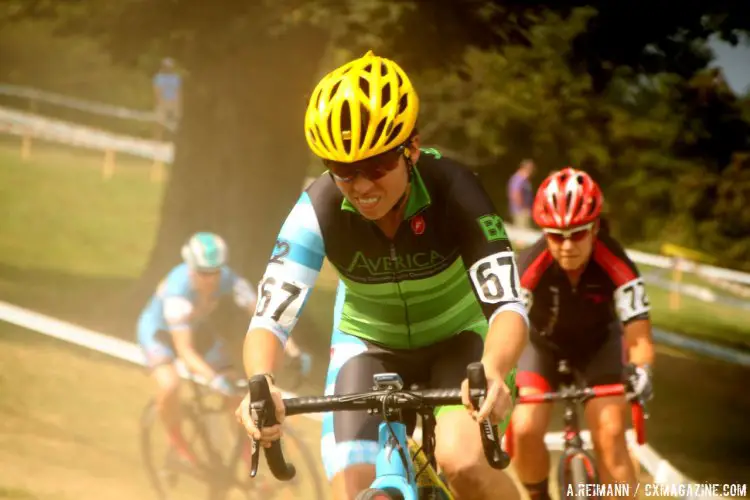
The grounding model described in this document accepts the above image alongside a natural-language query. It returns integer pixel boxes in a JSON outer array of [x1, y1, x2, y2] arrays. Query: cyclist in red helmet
[[510, 168, 655, 499]]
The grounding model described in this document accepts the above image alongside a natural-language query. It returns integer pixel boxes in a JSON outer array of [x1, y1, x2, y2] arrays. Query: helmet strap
[[388, 150, 414, 214]]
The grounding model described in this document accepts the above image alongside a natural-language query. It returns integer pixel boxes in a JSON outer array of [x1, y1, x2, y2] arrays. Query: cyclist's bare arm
[[483, 310, 528, 380], [242, 330, 304, 377], [232, 274, 305, 370], [171, 328, 218, 380], [624, 318, 655, 366], [612, 259, 655, 367], [243, 328, 286, 378], [243, 192, 325, 379], [452, 168, 529, 382], [162, 296, 217, 380], [239, 193, 326, 440]]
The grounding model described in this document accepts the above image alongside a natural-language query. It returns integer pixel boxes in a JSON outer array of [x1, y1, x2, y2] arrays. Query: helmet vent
[[329, 81, 341, 103], [388, 123, 403, 144], [334, 103, 351, 155], [359, 76, 370, 97], [571, 194, 583, 216], [381, 83, 392, 106], [358, 103, 371, 150], [398, 94, 409, 114], [373, 118, 387, 150], [385, 121, 394, 138]]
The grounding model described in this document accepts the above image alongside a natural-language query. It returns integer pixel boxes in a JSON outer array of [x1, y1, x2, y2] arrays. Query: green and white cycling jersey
[[248, 149, 528, 348]]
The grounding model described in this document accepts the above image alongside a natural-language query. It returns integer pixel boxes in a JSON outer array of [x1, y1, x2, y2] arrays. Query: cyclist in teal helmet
[[137, 232, 310, 466], [181, 231, 228, 270]]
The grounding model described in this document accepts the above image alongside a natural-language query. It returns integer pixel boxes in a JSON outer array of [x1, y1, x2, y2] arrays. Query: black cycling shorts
[[332, 330, 483, 442], [516, 321, 625, 393]]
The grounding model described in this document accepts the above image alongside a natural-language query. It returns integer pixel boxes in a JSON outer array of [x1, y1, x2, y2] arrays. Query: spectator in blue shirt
[[153, 58, 182, 132], [507, 159, 535, 229]]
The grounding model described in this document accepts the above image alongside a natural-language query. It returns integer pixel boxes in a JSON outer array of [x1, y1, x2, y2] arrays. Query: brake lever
[[247, 374, 296, 481], [639, 396, 650, 419], [247, 400, 265, 477], [466, 362, 511, 470]]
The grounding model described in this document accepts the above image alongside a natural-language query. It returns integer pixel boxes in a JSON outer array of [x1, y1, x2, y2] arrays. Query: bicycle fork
[[563, 403, 585, 452]]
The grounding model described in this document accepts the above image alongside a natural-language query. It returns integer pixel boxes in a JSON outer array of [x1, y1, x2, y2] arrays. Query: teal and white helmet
[[181, 232, 228, 271]]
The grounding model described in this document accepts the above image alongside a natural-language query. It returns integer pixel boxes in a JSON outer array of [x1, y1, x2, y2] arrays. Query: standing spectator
[[507, 159, 535, 228], [153, 57, 182, 135]]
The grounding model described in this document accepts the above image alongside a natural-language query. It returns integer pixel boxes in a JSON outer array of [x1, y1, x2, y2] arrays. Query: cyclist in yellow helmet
[[239, 51, 528, 500]]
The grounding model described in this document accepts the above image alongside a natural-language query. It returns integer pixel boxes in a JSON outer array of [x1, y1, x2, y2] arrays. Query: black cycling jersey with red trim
[[517, 232, 650, 351]]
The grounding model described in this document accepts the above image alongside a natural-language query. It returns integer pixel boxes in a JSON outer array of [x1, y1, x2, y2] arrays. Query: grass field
[[0, 137, 164, 278]]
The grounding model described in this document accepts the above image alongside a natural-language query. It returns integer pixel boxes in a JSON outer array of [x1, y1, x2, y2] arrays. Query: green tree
[[46, 0, 333, 294], [0, 14, 153, 136], [6, 0, 750, 282], [384, 9, 689, 243]]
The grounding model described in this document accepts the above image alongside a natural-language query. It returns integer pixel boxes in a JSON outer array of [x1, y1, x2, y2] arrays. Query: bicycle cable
[[412, 442, 431, 480], [381, 391, 414, 480]]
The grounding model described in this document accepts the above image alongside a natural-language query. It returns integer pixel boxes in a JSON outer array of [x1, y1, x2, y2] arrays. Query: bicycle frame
[[368, 410, 448, 500], [371, 420, 419, 499]]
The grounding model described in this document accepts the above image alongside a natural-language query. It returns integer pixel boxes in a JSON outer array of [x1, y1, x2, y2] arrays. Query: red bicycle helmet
[[532, 167, 603, 228]]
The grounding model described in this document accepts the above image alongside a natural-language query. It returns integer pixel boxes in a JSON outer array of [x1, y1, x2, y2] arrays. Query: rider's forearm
[[481, 308, 529, 380], [624, 319, 655, 366], [243, 328, 285, 379], [175, 344, 217, 381]]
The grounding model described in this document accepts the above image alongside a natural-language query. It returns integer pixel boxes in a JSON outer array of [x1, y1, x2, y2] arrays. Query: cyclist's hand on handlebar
[[627, 363, 654, 402], [235, 379, 286, 448], [461, 373, 513, 424]]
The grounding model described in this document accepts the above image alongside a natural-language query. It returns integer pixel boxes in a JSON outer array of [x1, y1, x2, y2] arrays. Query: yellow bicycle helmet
[[304, 50, 419, 163]]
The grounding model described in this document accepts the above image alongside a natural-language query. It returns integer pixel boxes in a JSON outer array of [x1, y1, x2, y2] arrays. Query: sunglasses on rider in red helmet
[[324, 145, 407, 183], [542, 223, 595, 244]]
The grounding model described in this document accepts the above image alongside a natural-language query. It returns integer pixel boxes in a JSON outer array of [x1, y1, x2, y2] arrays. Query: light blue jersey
[[137, 263, 256, 367]]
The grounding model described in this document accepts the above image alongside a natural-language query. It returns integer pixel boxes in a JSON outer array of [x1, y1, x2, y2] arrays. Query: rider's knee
[[437, 447, 486, 493], [435, 412, 486, 490], [589, 402, 627, 451], [512, 405, 548, 445], [153, 366, 180, 405], [157, 381, 180, 404]]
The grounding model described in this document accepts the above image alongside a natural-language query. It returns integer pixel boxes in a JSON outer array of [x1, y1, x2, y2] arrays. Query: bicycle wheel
[[140, 398, 216, 500], [224, 422, 326, 500], [558, 449, 599, 500]]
